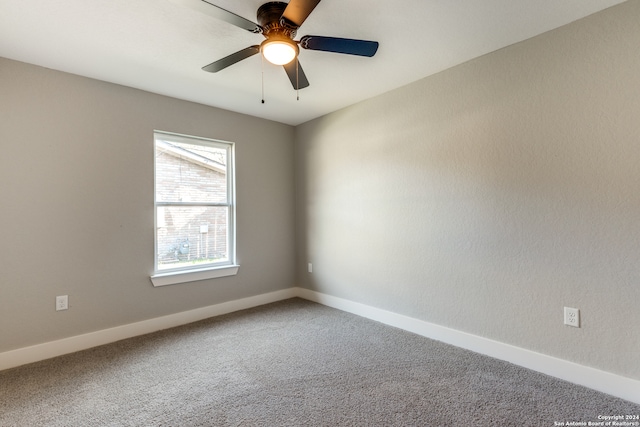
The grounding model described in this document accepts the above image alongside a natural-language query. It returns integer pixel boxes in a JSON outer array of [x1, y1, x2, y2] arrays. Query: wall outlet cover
[[56, 295, 69, 311], [564, 307, 580, 327]]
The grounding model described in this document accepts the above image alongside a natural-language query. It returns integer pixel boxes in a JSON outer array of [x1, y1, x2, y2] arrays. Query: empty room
[[1, 0, 639, 425]]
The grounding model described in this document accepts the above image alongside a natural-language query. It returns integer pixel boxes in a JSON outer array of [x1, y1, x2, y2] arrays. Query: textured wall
[[0, 57, 295, 352], [295, 1, 640, 380]]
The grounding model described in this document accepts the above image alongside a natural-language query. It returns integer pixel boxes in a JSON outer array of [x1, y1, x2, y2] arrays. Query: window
[[151, 131, 238, 286]]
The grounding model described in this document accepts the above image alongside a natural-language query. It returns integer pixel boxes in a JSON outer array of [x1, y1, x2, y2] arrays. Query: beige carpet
[[1, 298, 638, 426]]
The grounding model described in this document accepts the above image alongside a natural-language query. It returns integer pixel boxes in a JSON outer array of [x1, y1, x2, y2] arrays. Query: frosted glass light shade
[[262, 40, 297, 65]]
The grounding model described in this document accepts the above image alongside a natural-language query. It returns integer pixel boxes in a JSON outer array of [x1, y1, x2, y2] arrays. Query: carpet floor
[[1, 298, 638, 426]]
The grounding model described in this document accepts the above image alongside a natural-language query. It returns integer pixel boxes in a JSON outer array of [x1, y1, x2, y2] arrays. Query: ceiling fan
[[170, 0, 379, 90]]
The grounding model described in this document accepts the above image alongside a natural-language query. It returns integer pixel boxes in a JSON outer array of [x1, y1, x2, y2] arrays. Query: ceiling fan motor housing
[[257, 2, 298, 39]]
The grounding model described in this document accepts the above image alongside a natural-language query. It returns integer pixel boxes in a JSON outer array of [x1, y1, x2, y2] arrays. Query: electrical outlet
[[308, 263, 313, 273], [564, 307, 579, 327], [56, 295, 68, 311]]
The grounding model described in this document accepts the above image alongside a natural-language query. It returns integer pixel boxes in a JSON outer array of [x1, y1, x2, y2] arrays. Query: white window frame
[[150, 131, 238, 287]]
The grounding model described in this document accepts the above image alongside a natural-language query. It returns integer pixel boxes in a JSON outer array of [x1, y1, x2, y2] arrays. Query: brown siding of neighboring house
[[155, 151, 228, 267]]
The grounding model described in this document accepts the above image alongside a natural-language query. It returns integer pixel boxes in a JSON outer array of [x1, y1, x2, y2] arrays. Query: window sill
[[150, 265, 239, 287]]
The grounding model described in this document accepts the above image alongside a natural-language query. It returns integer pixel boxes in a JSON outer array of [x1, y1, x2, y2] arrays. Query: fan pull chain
[[261, 53, 265, 104], [296, 56, 300, 101]]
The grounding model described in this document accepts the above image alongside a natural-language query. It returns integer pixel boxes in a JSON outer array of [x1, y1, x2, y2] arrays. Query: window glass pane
[[156, 206, 229, 270], [155, 139, 228, 204]]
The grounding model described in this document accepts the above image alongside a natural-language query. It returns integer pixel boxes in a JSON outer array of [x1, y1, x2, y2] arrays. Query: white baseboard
[[2, 286, 638, 405], [0, 288, 297, 372], [295, 287, 640, 405]]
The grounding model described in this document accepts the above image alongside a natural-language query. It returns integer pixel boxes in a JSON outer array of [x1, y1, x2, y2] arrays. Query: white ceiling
[[0, 0, 627, 126]]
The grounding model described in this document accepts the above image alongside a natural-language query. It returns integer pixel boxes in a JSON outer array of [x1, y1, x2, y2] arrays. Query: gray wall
[[295, 1, 640, 380], [0, 57, 295, 352]]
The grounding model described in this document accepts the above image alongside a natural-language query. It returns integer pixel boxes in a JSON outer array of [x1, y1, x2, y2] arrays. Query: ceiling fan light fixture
[[261, 38, 298, 65]]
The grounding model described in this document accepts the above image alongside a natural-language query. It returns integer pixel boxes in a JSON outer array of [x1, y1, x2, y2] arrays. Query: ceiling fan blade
[[169, 0, 262, 33], [281, 0, 321, 27], [283, 60, 310, 90], [202, 46, 260, 72], [300, 35, 379, 57]]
